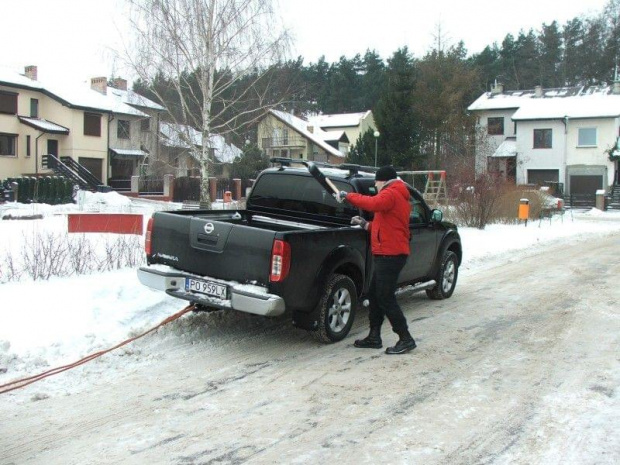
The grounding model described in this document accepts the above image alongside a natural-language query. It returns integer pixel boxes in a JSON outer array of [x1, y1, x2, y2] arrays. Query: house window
[[577, 127, 597, 147], [141, 118, 150, 132], [0, 91, 18, 114], [117, 120, 130, 139], [84, 113, 101, 137], [487, 117, 504, 135], [26, 135, 31, 157], [0, 133, 17, 156], [30, 98, 39, 118], [533, 128, 552, 149]]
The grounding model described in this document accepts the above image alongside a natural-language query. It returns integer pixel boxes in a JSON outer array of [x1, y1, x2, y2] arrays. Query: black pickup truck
[[138, 162, 462, 343]]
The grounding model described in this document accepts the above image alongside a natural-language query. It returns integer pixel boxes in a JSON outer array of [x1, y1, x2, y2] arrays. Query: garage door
[[570, 175, 602, 196], [78, 157, 103, 183], [527, 169, 559, 185]]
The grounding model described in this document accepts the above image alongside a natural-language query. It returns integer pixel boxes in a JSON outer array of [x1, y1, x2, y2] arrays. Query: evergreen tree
[[360, 50, 386, 111], [469, 44, 502, 92], [231, 144, 270, 180], [538, 21, 563, 87], [514, 29, 539, 87], [347, 129, 379, 166], [373, 47, 418, 169], [499, 33, 519, 88], [580, 17, 608, 83], [413, 42, 479, 169], [563, 18, 585, 85], [603, 0, 620, 80], [326, 55, 363, 113]]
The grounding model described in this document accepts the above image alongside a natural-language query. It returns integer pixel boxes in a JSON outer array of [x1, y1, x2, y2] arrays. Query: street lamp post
[[373, 130, 380, 167]]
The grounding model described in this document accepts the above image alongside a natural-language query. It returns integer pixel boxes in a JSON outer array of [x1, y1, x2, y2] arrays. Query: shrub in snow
[[0, 231, 145, 283]]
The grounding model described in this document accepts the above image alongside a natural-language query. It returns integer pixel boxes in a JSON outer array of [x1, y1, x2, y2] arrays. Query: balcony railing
[[261, 136, 306, 148]]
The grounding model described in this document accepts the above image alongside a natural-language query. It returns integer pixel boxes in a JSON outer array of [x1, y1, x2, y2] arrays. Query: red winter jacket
[[346, 179, 411, 256]]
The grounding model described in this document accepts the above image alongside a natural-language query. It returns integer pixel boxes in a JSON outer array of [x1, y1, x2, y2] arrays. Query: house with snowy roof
[[257, 109, 351, 164], [0, 65, 163, 187], [468, 81, 620, 198], [307, 110, 376, 148], [159, 122, 242, 178]]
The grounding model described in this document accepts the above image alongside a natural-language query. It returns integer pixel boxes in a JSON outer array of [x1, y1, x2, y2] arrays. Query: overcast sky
[[0, 0, 609, 86]]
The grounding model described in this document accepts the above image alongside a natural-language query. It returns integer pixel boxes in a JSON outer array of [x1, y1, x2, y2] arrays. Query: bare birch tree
[[125, 0, 289, 204]]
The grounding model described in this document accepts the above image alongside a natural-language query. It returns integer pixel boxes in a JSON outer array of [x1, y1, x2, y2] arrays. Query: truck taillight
[[270, 239, 291, 282], [145, 217, 154, 255]]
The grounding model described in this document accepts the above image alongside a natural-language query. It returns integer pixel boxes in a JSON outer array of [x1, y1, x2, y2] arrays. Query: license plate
[[185, 278, 228, 299]]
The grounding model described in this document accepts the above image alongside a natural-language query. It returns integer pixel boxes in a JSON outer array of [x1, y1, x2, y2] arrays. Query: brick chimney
[[534, 85, 543, 98], [90, 77, 108, 95], [110, 78, 128, 91], [25, 65, 37, 81]]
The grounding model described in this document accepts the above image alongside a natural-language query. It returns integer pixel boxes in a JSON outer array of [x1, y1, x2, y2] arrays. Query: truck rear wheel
[[314, 274, 357, 343], [426, 250, 458, 300]]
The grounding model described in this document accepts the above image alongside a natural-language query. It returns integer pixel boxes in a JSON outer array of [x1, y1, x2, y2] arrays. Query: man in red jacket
[[336, 165, 416, 354]]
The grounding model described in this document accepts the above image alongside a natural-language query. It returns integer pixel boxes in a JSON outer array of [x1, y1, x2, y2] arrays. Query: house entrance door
[[47, 139, 58, 156]]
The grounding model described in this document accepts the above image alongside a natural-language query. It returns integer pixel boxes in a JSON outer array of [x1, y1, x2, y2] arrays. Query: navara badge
[[204, 223, 215, 234]]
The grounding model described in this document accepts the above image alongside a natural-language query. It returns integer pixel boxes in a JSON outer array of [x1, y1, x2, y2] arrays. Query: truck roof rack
[[269, 157, 395, 177], [269, 157, 308, 168]]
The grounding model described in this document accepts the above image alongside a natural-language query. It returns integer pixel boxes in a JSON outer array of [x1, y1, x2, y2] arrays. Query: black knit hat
[[375, 165, 397, 182]]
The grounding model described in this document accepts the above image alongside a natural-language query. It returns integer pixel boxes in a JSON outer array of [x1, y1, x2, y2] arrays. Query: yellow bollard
[[518, 198, 530, 226]]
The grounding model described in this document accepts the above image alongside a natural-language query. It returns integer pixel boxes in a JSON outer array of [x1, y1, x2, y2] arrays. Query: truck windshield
[[249, 173, 358, 220]]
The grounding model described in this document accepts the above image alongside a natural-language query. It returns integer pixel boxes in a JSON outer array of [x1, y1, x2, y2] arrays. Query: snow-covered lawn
[[1, 194, 620, 390]]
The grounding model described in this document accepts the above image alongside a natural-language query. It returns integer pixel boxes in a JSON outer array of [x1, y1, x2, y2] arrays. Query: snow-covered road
[[1, 232, 618, 464]]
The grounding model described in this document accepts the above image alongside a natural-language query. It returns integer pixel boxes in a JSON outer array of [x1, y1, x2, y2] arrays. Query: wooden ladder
[[423, 171, 447, 202]]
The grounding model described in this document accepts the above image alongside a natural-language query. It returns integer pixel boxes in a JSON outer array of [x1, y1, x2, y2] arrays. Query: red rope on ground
[[0, 304, 195, 395]]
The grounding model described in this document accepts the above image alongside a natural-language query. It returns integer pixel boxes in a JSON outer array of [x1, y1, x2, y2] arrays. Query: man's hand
[[333, 190, 348, 203], [350, 216, 368, 230]]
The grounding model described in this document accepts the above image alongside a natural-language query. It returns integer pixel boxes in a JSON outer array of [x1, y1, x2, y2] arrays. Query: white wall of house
[[514, 120, 566, 185], [565, 117, 617, 187], [473, 109, 517, 173]]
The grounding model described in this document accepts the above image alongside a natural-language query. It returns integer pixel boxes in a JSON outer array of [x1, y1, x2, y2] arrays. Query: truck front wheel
[[426, 250, 458, 300], [314, 274, 357, 343]]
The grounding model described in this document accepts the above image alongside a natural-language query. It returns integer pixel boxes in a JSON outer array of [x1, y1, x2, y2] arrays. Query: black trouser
[[368, 254, 409, 334]]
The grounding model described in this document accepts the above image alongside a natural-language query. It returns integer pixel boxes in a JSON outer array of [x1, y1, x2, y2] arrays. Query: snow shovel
[[305, 162, 340, 197]]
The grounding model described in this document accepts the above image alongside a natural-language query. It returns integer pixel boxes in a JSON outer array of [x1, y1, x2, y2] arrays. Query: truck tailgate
[[149, 212, 276, 285]]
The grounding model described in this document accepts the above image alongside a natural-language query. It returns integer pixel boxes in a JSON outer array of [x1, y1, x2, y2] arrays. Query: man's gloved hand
[[350, 216, 368, 230], [333, 190, 348, 203]]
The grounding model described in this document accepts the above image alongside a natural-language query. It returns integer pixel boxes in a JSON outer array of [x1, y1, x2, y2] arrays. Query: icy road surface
[[1, 234, 619, 464]]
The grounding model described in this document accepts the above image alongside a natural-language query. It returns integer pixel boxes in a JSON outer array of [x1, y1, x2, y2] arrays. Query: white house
[[468, 82, 620, 197], [159, 122, 242, 178], [257, 110, 349, 164], [307, 110, 376, 148]]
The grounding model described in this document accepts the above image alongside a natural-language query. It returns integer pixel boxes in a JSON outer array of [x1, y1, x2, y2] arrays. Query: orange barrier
[[68, 213, 143, 235]]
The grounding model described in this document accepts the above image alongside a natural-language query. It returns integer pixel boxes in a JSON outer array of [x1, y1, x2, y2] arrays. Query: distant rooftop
[[307, 111, 371, 128], [468, 83, 620, 120]]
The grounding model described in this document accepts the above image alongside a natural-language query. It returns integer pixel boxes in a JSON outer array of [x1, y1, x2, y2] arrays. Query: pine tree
[[347, 129, 379, 166], [538, 21, 563, 87], [563, 18, 585, 85], [373, 47, 418, 169]]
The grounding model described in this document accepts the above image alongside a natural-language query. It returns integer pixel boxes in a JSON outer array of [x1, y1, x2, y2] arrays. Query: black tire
[[426, 250, 458, 300], [313, 274, 357, 343]]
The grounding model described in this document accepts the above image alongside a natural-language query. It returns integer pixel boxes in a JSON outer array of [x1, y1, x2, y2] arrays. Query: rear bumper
[[137, 266, 285, 317]]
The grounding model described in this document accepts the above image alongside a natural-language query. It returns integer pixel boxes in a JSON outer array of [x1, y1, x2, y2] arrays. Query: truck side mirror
[[431, 209, 443, 223]]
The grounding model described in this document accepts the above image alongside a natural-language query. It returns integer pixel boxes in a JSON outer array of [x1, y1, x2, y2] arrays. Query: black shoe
[[385, 337, 416, 355], [354, 327, 382, 349]]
